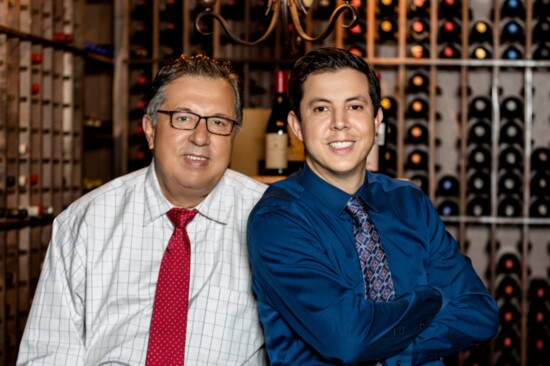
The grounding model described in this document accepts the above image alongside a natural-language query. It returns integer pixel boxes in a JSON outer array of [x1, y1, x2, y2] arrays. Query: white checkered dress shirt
[[17, 163, 268, 365]]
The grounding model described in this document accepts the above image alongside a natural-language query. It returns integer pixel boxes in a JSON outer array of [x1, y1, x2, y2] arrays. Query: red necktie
[[146, 208, 198, 365]]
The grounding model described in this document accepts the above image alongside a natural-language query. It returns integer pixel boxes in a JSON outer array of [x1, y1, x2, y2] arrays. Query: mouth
[[329, 140, 354, 150]]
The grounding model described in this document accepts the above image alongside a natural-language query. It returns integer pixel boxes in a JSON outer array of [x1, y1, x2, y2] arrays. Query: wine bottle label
[[265, 133, 288, 169], [287, 128, 305, 162]]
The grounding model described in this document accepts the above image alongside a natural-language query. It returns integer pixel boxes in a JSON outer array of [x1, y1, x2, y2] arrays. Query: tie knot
[[167, 207, 198, 229], [346, 197, 368, 222]]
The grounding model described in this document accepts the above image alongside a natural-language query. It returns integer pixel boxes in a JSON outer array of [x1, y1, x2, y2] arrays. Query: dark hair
[[145, 54, 243, 128], [288, 47, 381, 120]]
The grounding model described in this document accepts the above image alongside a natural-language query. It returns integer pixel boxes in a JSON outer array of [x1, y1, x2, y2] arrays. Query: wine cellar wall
[[0, 0, 85, 363]]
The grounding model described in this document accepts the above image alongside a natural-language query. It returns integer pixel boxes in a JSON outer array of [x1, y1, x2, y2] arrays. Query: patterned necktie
[[346, 197, 395, 302], [146, 207, 198, 366]]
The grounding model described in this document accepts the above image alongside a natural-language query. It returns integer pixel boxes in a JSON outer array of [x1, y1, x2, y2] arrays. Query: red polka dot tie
[[146, 208, 198, 365]]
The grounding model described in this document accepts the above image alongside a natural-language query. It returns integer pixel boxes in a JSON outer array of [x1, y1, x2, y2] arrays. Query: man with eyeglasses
[[18, 55, 268, 365]]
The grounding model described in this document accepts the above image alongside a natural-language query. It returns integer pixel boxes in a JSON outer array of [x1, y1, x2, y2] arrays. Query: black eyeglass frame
[[156, 109, 238, 136]]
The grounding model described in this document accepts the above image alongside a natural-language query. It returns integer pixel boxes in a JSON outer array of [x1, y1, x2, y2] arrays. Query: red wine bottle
[[499, 119, 523, 145], [436, 175, 460, 197], [496, 276, 521, 300], [264, 70, 290, 176], [500, 302, 521, 327], [468, 95, 492, 119], [496, 252, 522, 276], [468, 145, 492, 169], [468, 170, 491, 194], [528, 278, 550, 302], [530, 197, 550, 217], [531, 147, 550, 171], [467, 195, 490, 216], [470, 19, 493, 44], [498, 196, 522, 217], [498, 171, 522, 196]]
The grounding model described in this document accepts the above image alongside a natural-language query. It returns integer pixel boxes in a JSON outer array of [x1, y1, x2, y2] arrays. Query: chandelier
[[194, 0, 359, 50]]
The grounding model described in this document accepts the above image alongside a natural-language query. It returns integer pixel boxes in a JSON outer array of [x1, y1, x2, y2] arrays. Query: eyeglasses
[[157, 110, 237, 136]]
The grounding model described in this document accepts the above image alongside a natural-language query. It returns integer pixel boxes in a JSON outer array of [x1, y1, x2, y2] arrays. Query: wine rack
[[0, 0, 88, 363], [89, 0, 550, 365]]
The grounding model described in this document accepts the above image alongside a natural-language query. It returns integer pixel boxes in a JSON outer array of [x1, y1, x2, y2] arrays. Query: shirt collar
[[297, 164, 379, 215], [143, 161, 228, 226]]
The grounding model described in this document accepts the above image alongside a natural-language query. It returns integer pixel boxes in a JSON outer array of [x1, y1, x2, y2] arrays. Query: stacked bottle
[[404, 70, 431, 197], [408, 0, 431, 58], [530, 147, 550, 217], [469, 19, 493, 60], [494, 251, 523, 365], [466, 95, 492, 217], [129, 0, 152, 59], [527, 278, 550, 365], [376, 0, 398, 45], [159, 0, 183, 59], [378, 96, 398, 177], [437, 0, 462, 59], [532, 0, 550, 59], [498, 96, 524, 217], [499, 0, 526, 60], [346, 0, 368, 57]]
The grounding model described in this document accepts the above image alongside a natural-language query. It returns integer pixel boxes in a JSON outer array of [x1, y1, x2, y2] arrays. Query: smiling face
[[143, 75, 237, 208], [288, 68, 383, 194]]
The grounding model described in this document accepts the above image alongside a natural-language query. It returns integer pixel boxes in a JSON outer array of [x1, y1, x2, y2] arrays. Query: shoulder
[[56, 167, 148, 224], [223, 169, 268, 197]]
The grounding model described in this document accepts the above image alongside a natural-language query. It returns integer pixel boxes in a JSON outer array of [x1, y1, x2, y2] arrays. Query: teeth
[[187, 155, 208, 161], [329, 141, 353, 149]]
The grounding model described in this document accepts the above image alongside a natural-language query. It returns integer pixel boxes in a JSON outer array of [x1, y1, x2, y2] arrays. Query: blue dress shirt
[[247, 165, 499, 366]]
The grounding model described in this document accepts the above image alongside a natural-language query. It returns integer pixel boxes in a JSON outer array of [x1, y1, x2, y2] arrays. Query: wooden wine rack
[[0, 0, 86, 363]]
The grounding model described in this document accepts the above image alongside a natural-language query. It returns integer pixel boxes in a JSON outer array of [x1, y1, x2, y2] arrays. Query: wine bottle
[[471, 45, 493, 59], [500, 0, 526, 19], [532, 17, 550, 41], [408, 0, 431, 18], [468, 145, 492, 169], [378, 0, 398, 16], [409, 42, 430, 58], [379, 144, 397, 176], [500, 302, 521, 327], [406, 97, 429, 119], [469, 20, 493, 44], [468, 119, 491, 144], [530, 171, 550, 197], [439, 43, 461, 58], [528, 302, 550, 326], [439, 0, 462, 18], [502, 45, 524, 60], [466, 195, 490, 216], [264, 70, 290, 175], [500, 19, 526, 44], [528, 278, 550, 302], [407, 70, 430, 94], [533, 42, 550, 60], [534, 0, 550, 14], [348, 19, 367, 43], [385, 118, 397, 144], [378, 17, 397, 42], [409, 173, 429, 194], [496, 252, 522, 275], [527, 328, 550, 355], [405, 123, 429, 144], [499, 145, 523, 170], [468, 95, 492, 119], [531, 147, 550, 171], [498, 196, 522, 217], [406, 148, 429, 170], [496, 275, 521, 300], [438, 19, 462, 44], [409, 18, 430, 42], [468, 170, 491, 194], [498, 171, 522, 196], [530, 197, 550, 217], [437, 198, 459, 216], [436, 175, 460, 197], [348, 43, 367, 58], [380, 96, 398, 118], [499, 119, 523, 145]]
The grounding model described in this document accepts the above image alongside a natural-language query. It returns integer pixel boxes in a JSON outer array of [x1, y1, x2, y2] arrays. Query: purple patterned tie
[[346, 197, 395, 302]]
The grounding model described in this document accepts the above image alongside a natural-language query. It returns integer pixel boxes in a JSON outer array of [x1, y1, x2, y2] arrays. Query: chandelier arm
[[288, 1, 359, 42], [195, 1, 281, 47]]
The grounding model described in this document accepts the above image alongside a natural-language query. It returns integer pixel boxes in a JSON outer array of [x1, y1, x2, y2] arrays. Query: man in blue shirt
[[247, 47, 499, 365]]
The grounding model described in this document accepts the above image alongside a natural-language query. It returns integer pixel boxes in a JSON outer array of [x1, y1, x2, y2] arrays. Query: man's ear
[[287, 111, 303, 142], [143, 114, 155, 149]]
